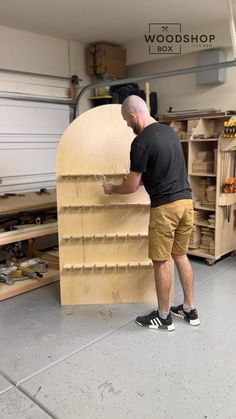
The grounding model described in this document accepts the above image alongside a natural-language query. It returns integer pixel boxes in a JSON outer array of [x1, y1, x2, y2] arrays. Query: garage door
[[0, 98, 70, 193]]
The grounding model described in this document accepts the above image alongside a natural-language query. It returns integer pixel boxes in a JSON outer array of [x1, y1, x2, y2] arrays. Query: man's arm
[[103, 171, 142, 195]]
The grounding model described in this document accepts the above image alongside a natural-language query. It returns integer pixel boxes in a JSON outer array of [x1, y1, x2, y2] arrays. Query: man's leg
[[171, 253, 194, 307], [171, 253, 200, 326], [153, 260, 172, 313], [135, 259, 174, 331]]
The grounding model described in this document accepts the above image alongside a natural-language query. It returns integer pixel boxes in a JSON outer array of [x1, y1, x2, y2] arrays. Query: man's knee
[[152, 259, 169, 267], [171, 253, 187, 263]]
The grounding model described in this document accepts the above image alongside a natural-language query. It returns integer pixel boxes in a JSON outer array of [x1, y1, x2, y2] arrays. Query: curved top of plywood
[[56, 104, 135, 175]]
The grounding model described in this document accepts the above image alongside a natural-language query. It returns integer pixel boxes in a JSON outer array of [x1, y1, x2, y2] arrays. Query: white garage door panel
[[0, 99, 70, 193], [0, 134, 59, 144], [0, 100, 69, 135], [0, 147, 56, 175]]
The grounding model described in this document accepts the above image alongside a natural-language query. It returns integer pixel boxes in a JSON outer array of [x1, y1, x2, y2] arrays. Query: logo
[[144, 23, 216, 55]]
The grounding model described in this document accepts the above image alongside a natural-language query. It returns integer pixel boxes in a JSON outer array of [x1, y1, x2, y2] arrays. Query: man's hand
[[103, 181, 114, 195], [102, 171, 142, 195]]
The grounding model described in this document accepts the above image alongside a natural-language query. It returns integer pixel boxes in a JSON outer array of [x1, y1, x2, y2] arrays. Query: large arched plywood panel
[[56, 104, 174, 305]]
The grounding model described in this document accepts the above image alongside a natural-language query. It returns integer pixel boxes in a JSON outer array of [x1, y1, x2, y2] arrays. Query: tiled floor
[[0, 256, 236, 419]]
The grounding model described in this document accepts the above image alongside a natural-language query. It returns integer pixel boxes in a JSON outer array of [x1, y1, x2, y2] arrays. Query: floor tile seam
[[4, 261, 235, 392], [17, 319, 136, 386], [0, 385, 14, 396], [0, 369, 59, 419]]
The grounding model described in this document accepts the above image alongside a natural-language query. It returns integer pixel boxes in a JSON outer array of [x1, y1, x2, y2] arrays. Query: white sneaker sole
[[171, 311, 200, 326], [135, 320, 175, 331]]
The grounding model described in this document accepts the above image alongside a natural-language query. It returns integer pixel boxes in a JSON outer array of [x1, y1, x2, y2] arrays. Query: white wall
[[126, 20, 231, 66], [0, 25, 91, 111], [0, 26, 92, 193], [128, 49, 236, 114]]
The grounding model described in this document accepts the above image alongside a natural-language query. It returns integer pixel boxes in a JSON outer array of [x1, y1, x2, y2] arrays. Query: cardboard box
[[95, 43, 126, 61], [86, 43, 127, 77]]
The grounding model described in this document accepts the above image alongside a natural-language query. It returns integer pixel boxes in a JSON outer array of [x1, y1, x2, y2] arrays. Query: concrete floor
[[0, 256, 236, 419]]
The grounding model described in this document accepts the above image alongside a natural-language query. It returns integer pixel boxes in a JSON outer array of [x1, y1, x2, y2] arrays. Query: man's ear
[[130, 113, 136, 122]]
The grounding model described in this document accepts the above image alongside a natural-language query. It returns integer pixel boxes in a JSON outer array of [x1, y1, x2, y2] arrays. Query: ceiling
[[0, 0, 234, 45]]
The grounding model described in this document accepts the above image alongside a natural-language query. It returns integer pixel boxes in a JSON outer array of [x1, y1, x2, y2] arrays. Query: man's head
[[121, 95, 152, 135]]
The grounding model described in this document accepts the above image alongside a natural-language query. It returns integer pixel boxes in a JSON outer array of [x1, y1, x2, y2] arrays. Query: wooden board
[[0, 222, 58, 246], [0, 189, 56, 215], [0, 268, 59, 301], [57, 104, 174, 305]]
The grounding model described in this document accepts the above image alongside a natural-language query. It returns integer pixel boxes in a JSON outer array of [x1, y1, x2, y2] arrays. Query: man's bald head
[[121, 95, 154, 135], [121, 95, 150, 118]]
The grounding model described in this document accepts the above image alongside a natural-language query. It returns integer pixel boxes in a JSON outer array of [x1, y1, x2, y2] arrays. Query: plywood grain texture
[[56, 105, 174, 305]]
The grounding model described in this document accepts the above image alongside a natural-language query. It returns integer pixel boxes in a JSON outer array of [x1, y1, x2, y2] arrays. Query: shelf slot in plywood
[[61, 203, 149, 210], [62, 232, 148, 241], [60, 173, 126, 178], [63, 261, 153, 270]]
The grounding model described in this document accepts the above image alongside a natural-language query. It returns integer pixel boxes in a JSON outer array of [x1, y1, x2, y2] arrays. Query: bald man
[[103, 95, 200, 332]]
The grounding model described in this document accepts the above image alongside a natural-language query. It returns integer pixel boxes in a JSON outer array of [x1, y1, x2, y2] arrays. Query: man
[[103, 95, 200, 332]]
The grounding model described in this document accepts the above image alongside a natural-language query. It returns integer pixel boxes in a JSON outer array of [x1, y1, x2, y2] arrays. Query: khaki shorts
[[148, 199, 194, 261]]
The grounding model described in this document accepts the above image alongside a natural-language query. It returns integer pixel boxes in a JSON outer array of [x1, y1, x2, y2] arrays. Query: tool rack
[[56, 104, 174, 305]]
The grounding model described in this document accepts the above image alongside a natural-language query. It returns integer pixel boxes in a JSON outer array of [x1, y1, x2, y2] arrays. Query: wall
[[126, 20, 231, 66], [0, 25, 91, 112], [128, 49, 236, 114], [0, 26, 92, 193]]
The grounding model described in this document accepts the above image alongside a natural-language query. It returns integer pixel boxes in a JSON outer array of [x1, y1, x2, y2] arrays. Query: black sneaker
[[170, 304, 200, 326], [135, 310, 175, 331]]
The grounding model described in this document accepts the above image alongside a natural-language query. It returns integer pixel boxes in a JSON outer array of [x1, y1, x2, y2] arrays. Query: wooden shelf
[[220, 138, 236, 151], [194, 205, 216, 211], [188, 249, 215, 259], [0, 189, 56, 216], [190, 138, 219, 142], [189, 173, 216, 177], [0, 189, 59, 300], [218, 193, 236, 206], [89, 95, 112, 99], [0, 222, 58, 246], [195, 222, 215, 229], [0, 267, 59, 301], [161, 113, 236, 263]]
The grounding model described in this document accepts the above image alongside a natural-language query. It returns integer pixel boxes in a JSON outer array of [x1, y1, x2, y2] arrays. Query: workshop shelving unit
[[56, 104, 174, 305], [161, 112, 236, 263], [0, 190, 59, 300]]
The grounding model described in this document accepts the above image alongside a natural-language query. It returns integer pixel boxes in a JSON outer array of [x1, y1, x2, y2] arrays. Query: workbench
[[0, 189, 59, 300]]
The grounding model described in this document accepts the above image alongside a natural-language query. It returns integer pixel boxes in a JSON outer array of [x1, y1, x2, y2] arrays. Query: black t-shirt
[[130, 122, 192, 207]]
